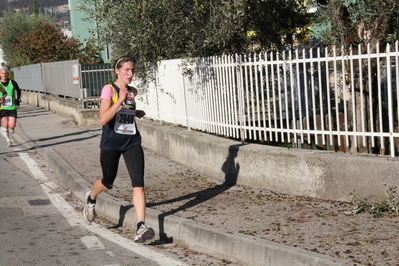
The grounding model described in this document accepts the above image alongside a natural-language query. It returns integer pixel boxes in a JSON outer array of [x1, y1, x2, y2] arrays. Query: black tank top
[[100, 83, 141, 150]]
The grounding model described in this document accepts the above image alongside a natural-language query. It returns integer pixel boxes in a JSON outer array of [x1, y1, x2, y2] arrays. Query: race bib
[[114, 108, 136, 135], [2, 96, 12, 107]]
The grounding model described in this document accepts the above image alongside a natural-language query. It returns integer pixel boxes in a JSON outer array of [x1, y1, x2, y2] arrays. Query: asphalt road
[[0, 105, 244, 266], [0, 127, 188, 266]]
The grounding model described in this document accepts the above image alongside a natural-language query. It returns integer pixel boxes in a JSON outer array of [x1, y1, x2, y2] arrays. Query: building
[[68, 0, 110, 63]]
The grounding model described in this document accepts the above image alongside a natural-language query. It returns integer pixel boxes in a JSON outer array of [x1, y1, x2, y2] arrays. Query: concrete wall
[[21, 91, 399, 202], [22, 91, 100, 127]]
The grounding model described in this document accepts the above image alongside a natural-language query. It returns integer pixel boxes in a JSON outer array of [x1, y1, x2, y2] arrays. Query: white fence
[[140, 42, 399, 157], [11, 42, 399, 157]]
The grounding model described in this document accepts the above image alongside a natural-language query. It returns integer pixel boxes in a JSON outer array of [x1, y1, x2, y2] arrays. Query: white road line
[[106, 251, 116, 257], [81, 235, 106, 250], [18, 151, 189, 266]]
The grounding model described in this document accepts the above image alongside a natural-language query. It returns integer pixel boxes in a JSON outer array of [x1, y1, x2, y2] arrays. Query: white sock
[[1, 127, 10, 141]]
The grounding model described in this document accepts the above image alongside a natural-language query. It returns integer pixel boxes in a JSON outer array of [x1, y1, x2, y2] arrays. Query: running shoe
[[83, 191, 96, 222], [9, 128, 14, 134], [134, 224, 155, 243], [7, 140, 12, 147]]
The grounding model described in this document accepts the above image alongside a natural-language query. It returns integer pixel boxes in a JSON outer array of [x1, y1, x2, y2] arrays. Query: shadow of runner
[[108, 205, 134, 229], [153, 144, 243, 243]]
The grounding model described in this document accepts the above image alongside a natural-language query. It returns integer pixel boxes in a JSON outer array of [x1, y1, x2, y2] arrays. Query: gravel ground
[[102, 147, 399, 266], [18, 111, 399, 266]]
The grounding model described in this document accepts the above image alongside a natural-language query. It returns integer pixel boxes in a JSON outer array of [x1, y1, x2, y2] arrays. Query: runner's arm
[[0, 86, 7, 102], [12, 80, 21, 101], [99, 87, 127, 125]]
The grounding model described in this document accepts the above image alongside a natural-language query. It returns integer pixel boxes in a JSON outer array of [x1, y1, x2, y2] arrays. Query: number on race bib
[[114, 108, 136, 135], [118, 114, 135, 124]]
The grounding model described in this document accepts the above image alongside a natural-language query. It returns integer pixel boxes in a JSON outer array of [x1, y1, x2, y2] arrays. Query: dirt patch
[[101, 147, 399, 266], [36, 116, 398, 266]]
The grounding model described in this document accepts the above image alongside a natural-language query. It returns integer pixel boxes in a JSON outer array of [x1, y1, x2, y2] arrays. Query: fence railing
[[13, 60, 81, 98], [80, 63, 113, 108], [140, 42, 399, 157], [12, 41, 399, 157]]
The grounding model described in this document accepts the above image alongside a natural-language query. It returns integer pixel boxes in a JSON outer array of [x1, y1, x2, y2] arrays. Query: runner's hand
[[136, 110, 146, 118], [118, 87, 128, 102]]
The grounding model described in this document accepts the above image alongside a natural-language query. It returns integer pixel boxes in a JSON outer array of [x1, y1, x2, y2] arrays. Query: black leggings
[[100, 144, 145, 189]]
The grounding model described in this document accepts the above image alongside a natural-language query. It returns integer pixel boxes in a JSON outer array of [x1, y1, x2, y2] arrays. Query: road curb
[[16, 124, 357, 266]]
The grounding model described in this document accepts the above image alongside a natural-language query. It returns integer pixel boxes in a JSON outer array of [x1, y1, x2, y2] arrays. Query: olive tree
[[79, 0, 310, 78], [315, 0, 399, 154]]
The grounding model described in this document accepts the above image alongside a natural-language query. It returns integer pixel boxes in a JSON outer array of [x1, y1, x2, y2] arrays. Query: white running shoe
[[83, 191, 96, 222], [134, 224, 155, 243]]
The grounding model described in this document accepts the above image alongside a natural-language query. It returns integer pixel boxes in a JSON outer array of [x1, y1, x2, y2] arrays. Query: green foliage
[[0, 10, 53, 66], [33, 0, 39, 17], [314, 0, 399, 47], [79, 0, 310, 80], [10, 22, 102, 66], [78, 38, 104, 64], [345, 184, 399, 218], [12, 22, 77, 64], [246, 0, 312, 49], [0, 10, 102, 67]]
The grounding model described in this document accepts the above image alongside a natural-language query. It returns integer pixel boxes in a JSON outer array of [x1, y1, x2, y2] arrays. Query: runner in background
[[0, 68, 21, 147]]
